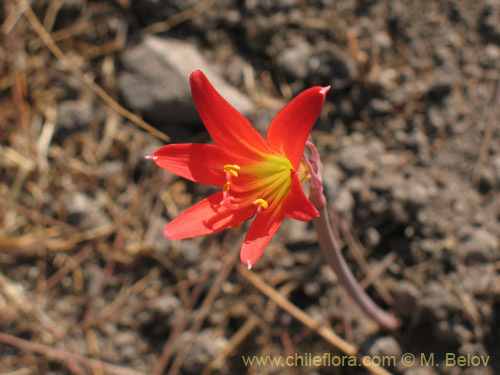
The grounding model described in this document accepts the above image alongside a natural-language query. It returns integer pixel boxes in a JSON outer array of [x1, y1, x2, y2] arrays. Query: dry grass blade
[[165, 247, 240, 375], [236, 264, 394, 375], [0, 332, 148, 375], [153, 272, 210, 375], [472, 73, 500, 187], [16, 0, 170, 142], [201, 315, 260, 375], [140, 0, 215, 36], [202, 281, 299, 375], [34, 245, 93, 294]]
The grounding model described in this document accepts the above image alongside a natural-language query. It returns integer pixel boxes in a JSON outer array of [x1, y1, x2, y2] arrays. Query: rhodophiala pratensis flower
[[147, 70, 329, 268]]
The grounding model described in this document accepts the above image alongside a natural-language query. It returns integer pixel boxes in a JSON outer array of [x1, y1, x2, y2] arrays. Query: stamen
[[252, 199, 269, 210], [224, 164, 241, 173], [220, 164, 241, 209], [224, 164, 240, 178]]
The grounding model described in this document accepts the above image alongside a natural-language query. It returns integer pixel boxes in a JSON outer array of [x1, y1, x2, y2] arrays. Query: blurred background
[[1, 0, 499, 374]]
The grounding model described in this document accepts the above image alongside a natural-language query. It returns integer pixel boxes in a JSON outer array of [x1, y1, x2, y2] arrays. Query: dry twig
[[0, 332, 147, 375], [165, 247, 241, 375], [236, 264, 393, 375], [472, 73, 500, 187], [140, 0, 215, 36], [16, 0, 170, 142]]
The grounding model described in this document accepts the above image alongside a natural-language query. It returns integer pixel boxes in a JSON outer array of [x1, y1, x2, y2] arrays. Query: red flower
[[147, 70, 329, 268]]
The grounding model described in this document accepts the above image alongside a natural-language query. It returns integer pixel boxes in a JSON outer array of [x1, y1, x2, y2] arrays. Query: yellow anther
[[252, 199, 269, 210], [224, 164, 241, 177], [224, 164, 241, 171], [223, 181, 231, 191]]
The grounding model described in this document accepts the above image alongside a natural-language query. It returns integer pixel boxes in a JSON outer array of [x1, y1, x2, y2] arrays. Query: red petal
[[282, 172, 319, 221], [267, 86, 330, 169], [240, 210, 284, 269], [150, 143, 228, 186], [164, 192, 254, 239], [190, 70, 270, 156]]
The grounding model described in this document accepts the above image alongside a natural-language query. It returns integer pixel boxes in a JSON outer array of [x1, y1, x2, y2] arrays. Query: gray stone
[[285, 219, 316, 246], [427, 106, 447, 132], [365, 336, 402, 358], [151, 294, 180, 315], [404, 367, 438, 375], [421, 282, 461, 321], [118, 36, 255, 124], [177, 330, 227, 373], [276, 42, 313, 80], [338, 145, 368, 173], [309, 44, 357, 88], [370, 98, 393, 115], [392, 280, 421, 318], [64, 192, 110, 229], [480, 1, 500, 44], [331, 187, 354, 217], [460, 228, 499, 264], [56, 100, 93, 135]]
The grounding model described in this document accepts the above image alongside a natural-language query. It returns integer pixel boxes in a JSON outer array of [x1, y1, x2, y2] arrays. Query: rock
[[55, 100, 93, 136], [370, 98, 393, 115], [322, 164, 343, 190], [63, 192, 110, 229], [420, 282, 461, 322], [426, 106, 447, 133], [338, 145, 368, 173], [100, 161, 124, 180], [460, 228, 499, 264], [480, 2, 500, 44], [136, 293, 181, 333], [391, 280, 421, 318], [458, 343, 490, 359], [478, 166, 497, 193], [225, 55, 247, 86], [364, 227, 381, 248], [177, 330, 228, 374], [457, 264, 500, 297], [276, 42, 313, 80], [114, 330, 141, 360], [330, 187, 354, 218], [118, 36, 255, 125], [404, 368, 438, 375], [303, 280, 321, 298], [308, 44, 357, 89], [364, 336, 402, 359], [285, 220, 316, 248], [151, 294, 181, 316]]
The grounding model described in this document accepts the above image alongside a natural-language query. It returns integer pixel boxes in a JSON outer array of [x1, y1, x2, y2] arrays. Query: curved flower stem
[[313, 205, 400, 330], [304, 141, 399, 330]]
